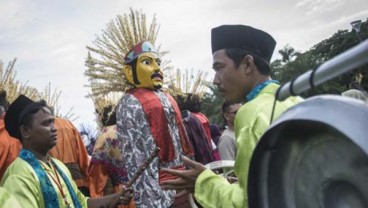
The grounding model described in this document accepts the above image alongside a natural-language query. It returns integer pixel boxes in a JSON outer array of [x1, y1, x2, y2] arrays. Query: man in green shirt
[[160, 25, 302, 207], [1, 95, 133, 208]]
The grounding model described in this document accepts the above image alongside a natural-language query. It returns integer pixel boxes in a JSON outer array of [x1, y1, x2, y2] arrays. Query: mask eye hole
[[142, 59, 151, 65]]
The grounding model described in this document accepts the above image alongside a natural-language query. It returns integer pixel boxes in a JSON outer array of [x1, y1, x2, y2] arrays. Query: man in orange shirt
[[0, 90, 22, 181], [49, 117, 90, 196]]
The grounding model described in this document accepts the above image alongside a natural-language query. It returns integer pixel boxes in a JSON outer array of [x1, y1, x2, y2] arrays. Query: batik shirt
[[117, 89, 185, 208], [89, 125, 129, 197]]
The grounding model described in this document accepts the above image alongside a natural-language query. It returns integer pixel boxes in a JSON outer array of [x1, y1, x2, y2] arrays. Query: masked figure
[[116, 41, 193, 207]]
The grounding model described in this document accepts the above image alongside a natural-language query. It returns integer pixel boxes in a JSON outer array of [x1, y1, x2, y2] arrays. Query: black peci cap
[[4, 94, 34, 139], [211, 25, 276, 63]]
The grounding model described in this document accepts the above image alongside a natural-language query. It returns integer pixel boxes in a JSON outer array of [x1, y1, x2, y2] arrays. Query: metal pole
[[276, 40, 368, 101]]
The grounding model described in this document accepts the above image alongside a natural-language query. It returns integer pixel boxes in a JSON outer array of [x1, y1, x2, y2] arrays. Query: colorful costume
[[0, 114, 22, 181], [1, 149, 88, 208], [182, 112, 214, 165], [49, 117, 90, 193], [192, 112, 213, 148], [88, 124, 135, 207], [194, 83, 302, 207], [117, 41, 193, 207], [117, 89, 192, 207], [89, 125, 128, 196]]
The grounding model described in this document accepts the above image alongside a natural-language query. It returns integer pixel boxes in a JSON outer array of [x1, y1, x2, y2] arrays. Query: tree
[[278, 44, 297, 63], [201, 84, 224, 125], [272, 18, 368, 98]]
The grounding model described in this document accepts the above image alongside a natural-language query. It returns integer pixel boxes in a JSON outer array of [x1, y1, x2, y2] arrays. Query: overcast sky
[[1, 0, 367, 129]]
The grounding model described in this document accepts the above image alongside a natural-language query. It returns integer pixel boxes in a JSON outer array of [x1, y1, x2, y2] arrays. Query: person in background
[[49, 116, 90, 196], [117, 41, 193, 207], [185, 93, 220, 161], [187, 94, 213, 149], [160, 24, 302, 208], [1, 95, 132, 208], [88, 104, 135, 207], [175, 93, 214, 165], [217, 101, 241, 160], [0, 90, 22, 181], [210, 124, 222, 146]]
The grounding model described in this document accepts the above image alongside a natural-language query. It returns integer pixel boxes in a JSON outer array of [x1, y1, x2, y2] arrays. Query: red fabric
[[0, 115, 22, 181], [165, 92, 194, 157], [192, 112, 212, 148], [129, 89, 193, 163], [159, 165, 186, 182], [129, 89, 175, 163]]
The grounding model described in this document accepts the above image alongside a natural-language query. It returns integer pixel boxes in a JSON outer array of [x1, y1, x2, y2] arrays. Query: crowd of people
[[0, 23, 367, 208]]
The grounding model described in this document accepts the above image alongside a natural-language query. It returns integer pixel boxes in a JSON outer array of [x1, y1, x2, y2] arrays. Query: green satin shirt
[[1, 157, 88, 208], [195, 83, 302, 207]]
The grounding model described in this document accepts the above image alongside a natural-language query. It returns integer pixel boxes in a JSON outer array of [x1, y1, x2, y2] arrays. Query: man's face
[[26, 107, 57, 151], [224, 103, 242, 126], [127, 52, 163, 90], [212, 49, 248, 103]]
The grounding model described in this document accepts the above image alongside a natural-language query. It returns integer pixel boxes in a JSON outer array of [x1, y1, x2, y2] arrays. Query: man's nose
[[213, 73, 221, 85], [51, 123, 57, 132]]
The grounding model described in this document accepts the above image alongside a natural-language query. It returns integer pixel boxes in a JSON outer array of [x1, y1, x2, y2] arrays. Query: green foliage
[[272, 18, 368, 98], [201, 84, 224, 125]]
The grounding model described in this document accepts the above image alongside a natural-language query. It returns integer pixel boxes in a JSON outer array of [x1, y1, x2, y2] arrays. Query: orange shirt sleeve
[[72, 121, 90, 180], [0, 119, 22, 181], [88, 163, 109, 197]]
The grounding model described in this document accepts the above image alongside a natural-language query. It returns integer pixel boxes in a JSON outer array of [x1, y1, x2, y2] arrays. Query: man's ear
[[241, 55, 254, 75], [19, 125, 30, 140], [223, 112, 230, 122], [123, 65, 134, 85]]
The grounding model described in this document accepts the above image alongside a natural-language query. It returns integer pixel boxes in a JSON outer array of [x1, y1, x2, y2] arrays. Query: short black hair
[[19, 100, 50, 129], [225, 48, 271, 75], [0, 90, 9, 111], [15, 100, 52, 141], [98, 105, 117, 126], [175, 93, 201, 113]]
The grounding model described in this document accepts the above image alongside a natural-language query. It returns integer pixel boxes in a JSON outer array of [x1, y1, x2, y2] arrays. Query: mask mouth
[[151, 72, 163, 82]]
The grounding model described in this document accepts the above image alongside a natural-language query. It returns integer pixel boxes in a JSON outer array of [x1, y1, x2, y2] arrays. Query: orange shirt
[[49, 117, 89, 188], [88, 163, 135, 207], [0, 116, 22, 181]]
